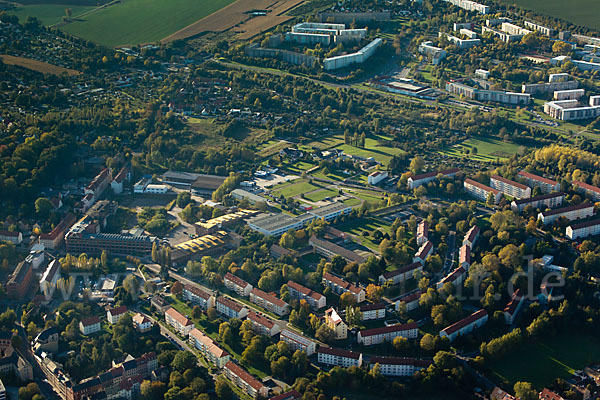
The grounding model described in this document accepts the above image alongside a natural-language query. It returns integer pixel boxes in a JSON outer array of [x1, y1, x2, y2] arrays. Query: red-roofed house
[[39, 213, 76, 249], [518, 170, 560, 194], [216, 296, 249, 319], [490, 175, 531, 199], [183, 284, 215, 310], [459, 244, 471, 269], [408, 168, 459, 189], [413, 241, 433, 265], [317, 347, 362, 367], [322, 272, 365, 303], [417, 220, 429, 246], [464, 178, 502, 204], [287, 281, 326, 309], [189, 328, 230, 368], [359, 302, 386, 320], [573, 180, 600, 202], [379, 262, 423, 285], [0, 230, 22, 245], [395, 290, 422, 312], [440, 309, 488, 341], [539, 388, 565, 400], [111, 165, 130, 195], [247, 311, 280, 336], [79, 316, 101, 335], [369, 356, 431, 377], [437, 266, 466, 289], [463, 225, 480, 248], [132, 313, 153, 333], [107, 305, 128, 324]]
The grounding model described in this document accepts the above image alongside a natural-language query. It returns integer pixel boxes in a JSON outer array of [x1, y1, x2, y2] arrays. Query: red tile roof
[[440, 266, 466, 285], [441, 309, 487, 336], [464, 225, 480, 244], [459, 244, 471, 264], [216, 296, 245, 312], [518, 170, 558, 186], [224, 361, 265, 391], [411, 168, 460, 181], [359, 302, 385, 312], [108, 305, 127, 317], [250, 288, 287, 308], [398, 290, 422, 304], [165, 307, 193, 327], [382, 263, 422, 279], [323, 272, 363, 295], [539, 388, 565, 400], [287, 281, 325, 302], [224, 272, 250, 289], [318, 346, 361, 360], [81, 316, 101, 327], [491, 175, 529, 190], [415, 241, 433, 259], [503, 289, 523, 316], [359, 322, 418, 337], [184, 284, 212, 300], [269, 390, 301, 400], [573, 180, 600, 194], [247, 311, 276, 329], [464, 178, 500, 194], [541, 202, 594, 217], [369, 356, 431, 368]]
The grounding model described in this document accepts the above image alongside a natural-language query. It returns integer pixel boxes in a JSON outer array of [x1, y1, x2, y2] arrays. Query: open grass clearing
[[439, 137, 523, 162], [9, 4, 95, 26], [335, 135, 407, 167]]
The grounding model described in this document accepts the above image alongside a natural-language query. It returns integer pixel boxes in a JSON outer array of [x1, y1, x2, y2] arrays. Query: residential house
[[322, 272, 365, 303], [287, 281, 326, 309], [216, 296, 249, 319], [188, 328, 230, 368], [369, 357, 431, 377], [490, 175, 531, 199], [132, 313, 153, 333], [463, 178, 502, 204], [33, 327, 59, 353], [183, 284, 215, 310], [413, 241, 433, 265], [107, 305, 128, 325], [511, 192, 565, 213], [79, 316, 102, 335], [463, 225, 480, 248], [395, 291, 422, 313], [538, 203, 595, 225], [325, 308, 348, 339], [504, 289, 524, 325], [249, 288, 289, 316], [573, 180, 600, 202], [407, 168, 459, 189], [417, 220, 429, 246], [280, 329, 317, 356], [437, 266, 467, 289], [0, 230, 22, 245], [566, 218, 600, 240], [378, 262, 423, 285], [150, 295, 170, 314], [459, 245, 471, 270], [359, 302, 386, 321], [223, 361, 269, 399], [247, 311, 281, 337]]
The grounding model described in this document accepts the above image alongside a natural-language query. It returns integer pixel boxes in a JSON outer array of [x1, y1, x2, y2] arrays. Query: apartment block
[[216, 296, 249, 319], [490, 175, 531, 199], [325, 308, 348, 339], [573, 180, 600, 201], [224, 362, 268, 399], [188, 328, 230, 368], [357, 323, 419, 346], [439, 309, 488, 341], [287, 281, 326, 309], [417, 220, 429, 246], [444, 0, 490, 14], [378, 262, 422, 285], [224, 272, 253, 297], [437, 266, 467, 289], [249, 288, 289, 316], [395, 291, 422, 312], [280, 329, 317, 356], [503, 289, 524, 325], [413, 241, 433, 265], [165, 308, 194, 336], [566, 218, 600, 240], [317, 347, 362, 368], [322, 272, 365, 303], [359, 302, 386, 321], [510, 192, 565, 213], [369, 357, 431, 377], [464, 178, 502, 204], [309, 235, 366, 264], [463, 225, 480, 248], [408, 168, 459, 189], [246, 311, 280, 337], [183, 284, 215, 310], [538, 203, 595, 225], [517, 171, 560, 194]]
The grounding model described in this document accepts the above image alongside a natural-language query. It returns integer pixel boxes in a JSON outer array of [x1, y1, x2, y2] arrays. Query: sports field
[[489, 332, 600, 388], [439, 137, 522, 162], [496, 0, 600, 30], [10, 4, 95, 26], [60, 0, 235, 47]]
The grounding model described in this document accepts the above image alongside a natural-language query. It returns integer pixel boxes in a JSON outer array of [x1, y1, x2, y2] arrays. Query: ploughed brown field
[[161, 0, 303, 43], [0, 55, 81, 76]]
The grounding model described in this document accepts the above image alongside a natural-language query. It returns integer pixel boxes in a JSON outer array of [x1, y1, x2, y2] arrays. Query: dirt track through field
[[161, 0, 303, 43]]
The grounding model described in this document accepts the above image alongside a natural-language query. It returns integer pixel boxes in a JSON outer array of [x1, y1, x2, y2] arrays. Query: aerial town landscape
[[1, 0, 600, 399]]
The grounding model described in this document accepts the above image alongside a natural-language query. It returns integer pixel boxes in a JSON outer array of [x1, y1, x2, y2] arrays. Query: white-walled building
[[325, 308, 348, 339], [132, 313, 153, 333], [417, 220, 429, 246], [183, 284, 215, 310], [524, 21, 555, 36], [369, 357, 431, 377], [378, 262, 422, 285], [322, 272, 365, 303], [249, 288, 289, 316], [165, 308, 194, 336], [318, 347, 362, 368], [538, 203, 595, 225], [79, 316, 101, 335], [439, 309, 488, 341], [357, 322, 419, 346], [544, 99, 600, 121], [323, 38, 383, 70], [189, 328, 230, 368], [573, 180, 600, 201], [216, 297, 249, 319], [554, 89, 585, 101], [437, 266, 467, 289], [510, 192, 565, 213], [359, 302, 386, 321], [566, 218, 600, 240], [368, 171, 388, 185], [444, 0, 490, 14], [39, 259, 61, 298], [418, 41, 447, 65], [280, 329, 317, 356], [247, 311, 280, 337], [287, 281, 327, 309], [224, 362, 268, 399], [490, 175, 531, 199], [107, 305, 127, 325], [503, 289, 524, 325], [395, 290, 422, 312], [408, 168, 459, 189], [517, 171, 560, 194], [224, 272, 253, 297], [463, 225, 480, 248], [464, 178, 502, 204], [413, 241, 433, 265]]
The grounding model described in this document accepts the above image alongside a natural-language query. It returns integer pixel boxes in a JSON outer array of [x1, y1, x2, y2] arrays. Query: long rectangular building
[[224, 361, 268, 399], [517, 171, 560, 194], [280, 329, 316, 356], [369, 357, 431, 377], [249, 288, 289, 316], [510, 192, 565, 213], [573, 180, 600, 201], [566, 218, 600, 240], [464, 178, 502, 204], [322, 272, 365, 303], [189, 328, 230, 368], [440, 309, 488, 342], [286, 281, 326, 309], [444, 0, 490, 14], [490, 175, 531, 199], [357, 322, 418, 346], [309, 235, 366, 264], [408, 168, 459, 189], [378, 262, 422, 285], [538, 203, 595, 225], [317, 347, 362, 368]]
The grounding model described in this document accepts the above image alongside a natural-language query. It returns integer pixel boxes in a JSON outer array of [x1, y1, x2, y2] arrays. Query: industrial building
[[195, 209, 258, 235], [171, 231, 229, 264]]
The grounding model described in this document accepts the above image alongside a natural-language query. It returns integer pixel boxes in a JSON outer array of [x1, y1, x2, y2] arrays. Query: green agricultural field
[[439, 137, 523, 162], [10, 4, 95, 26], [496, 0, 600, 30], [489, 331, 600, 388], [60, 0, 235, 47], [336, 135, 407, 167]]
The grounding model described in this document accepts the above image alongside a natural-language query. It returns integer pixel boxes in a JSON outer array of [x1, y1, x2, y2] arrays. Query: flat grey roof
[[309, 202, 351, 217]]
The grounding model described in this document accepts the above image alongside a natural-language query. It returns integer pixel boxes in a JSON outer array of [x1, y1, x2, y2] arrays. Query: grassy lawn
[[60, 0, 235, 47], [335, 135, 407, 167], [439, 137, 523, 162], [336, 217, 391, 251], [488, 331, 600, 389], [304, 188, 338, 202], [342, 197, 362, 206], [271, 180, 321, 199], [304, 135, 346, 150], [346, 189, 387, 205], [10, 4, 95, 26], [311, 168, 349, 182], [283, 160, 316, 174], [495, 0, 600, 30]]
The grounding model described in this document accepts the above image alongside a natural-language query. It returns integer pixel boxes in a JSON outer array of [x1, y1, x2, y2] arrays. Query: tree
[[552, 40, 571, 54], [215, 377, 233, 399], [64, 8, 72, 20], [315, 324, 336, 343], [171, 281, 183, 297], [100, 250, 108, 270], [18, 383, 41, 400], [365, 284, 383, 302], [171, 351, 196, 373], [409, 156, 425, 175], [339, 292, 356, 308], [486, 192, 496, 206], [393, 336, 409, 352], [35, 197, 53, 220], [420, 333, 436, 352], [514, 382, 537, 400], [176, 192, 193, 208], [140, 380, 166, 400], [191, 306, 202, 320]]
